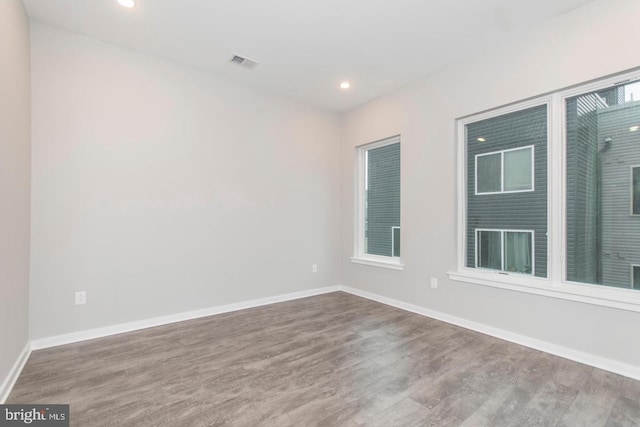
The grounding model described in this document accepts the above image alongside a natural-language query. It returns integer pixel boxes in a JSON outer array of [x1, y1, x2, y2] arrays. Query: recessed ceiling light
[[630, 126, 639, 132], [340, 82, 350, 89], [117, 0, 135, 8], [477, 137, 486, 142]]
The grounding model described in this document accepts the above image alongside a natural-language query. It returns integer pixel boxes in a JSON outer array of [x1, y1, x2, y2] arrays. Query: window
[[632, 265, 640, 290], [632, 166, 640, 215], [566, 80, 640, 290], [451, 70, 640, 312], [392, 227, 401, 258], [352, 136, 402, 270], [465, 104, 547, 278], [477, 229, 534, 275], [476, 146, 534, 194]]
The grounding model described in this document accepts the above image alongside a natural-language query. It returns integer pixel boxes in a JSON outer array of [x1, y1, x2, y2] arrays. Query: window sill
[[448, 270, 640, 313], [351, 256, 404, 271]]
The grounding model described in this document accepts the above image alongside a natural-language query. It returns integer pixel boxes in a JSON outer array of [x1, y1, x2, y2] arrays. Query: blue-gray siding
[[597, 102, 640, 288], [366, 142, 400, 257]]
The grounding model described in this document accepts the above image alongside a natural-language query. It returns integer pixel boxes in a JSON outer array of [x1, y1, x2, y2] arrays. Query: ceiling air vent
[[228, 54, 259, 70]]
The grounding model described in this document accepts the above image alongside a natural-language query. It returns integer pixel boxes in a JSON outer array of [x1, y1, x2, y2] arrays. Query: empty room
[[2, 0, 640, 425]]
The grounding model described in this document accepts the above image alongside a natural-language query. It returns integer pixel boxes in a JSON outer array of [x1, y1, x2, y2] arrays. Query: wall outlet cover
[[75, 291, 86, 305]]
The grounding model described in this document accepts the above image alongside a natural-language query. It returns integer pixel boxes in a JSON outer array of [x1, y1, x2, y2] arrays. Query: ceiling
[[23, 0, 598, 112]]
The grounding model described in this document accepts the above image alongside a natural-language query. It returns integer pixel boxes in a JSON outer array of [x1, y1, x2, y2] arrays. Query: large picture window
[[352, 136, 402, 270], [465, 104, 547, 278], [452, 70, 640, 311], [566, 80, 640, 289]]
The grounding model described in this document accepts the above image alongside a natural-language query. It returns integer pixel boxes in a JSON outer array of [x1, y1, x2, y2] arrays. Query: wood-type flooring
[[8, 292, 640, 426]]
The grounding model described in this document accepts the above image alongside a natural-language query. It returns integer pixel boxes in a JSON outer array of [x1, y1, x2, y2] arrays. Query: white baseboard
[[0, 342, 31, 404], [22, 284, 640, 387], [339, 285, 640, 381], [31, 286, 340, 350]]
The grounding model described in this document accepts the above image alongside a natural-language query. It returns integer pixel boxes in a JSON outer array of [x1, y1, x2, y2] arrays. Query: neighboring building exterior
[[466, 105, 548, 278], [366, 142, 401, 257]]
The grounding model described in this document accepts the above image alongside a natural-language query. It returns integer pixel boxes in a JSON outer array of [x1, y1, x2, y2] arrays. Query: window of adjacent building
[[476, 146, 534, 194], [392, 227, 401, 258], [465, 104, 547, 278], [632, 265, 640, 290], [632, 166, 640, 215], [353, 136, 401, 269], [477, 229, 534, 275], [454, 71, 640, 311]]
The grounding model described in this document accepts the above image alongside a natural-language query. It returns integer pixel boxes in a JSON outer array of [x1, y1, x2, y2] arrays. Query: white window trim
[[351, 254, 404, 270], [475, 228, 535, 276], [630, 165, 640, 216], [475, 145, 535, 195], [449, 68, 640, 313], [352, 135, 403, 271]]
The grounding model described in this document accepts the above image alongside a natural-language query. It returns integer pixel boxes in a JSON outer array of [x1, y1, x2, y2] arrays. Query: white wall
[[341, 0, 640, 368], [30, 23, 341, 340], [0, 0, 31, 398]]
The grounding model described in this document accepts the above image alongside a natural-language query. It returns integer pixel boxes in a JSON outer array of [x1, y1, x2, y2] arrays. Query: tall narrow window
[[353, 136, 401, 269]]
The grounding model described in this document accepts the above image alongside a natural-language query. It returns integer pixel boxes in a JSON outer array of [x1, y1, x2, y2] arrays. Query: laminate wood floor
[[8, 292, 640, 426]]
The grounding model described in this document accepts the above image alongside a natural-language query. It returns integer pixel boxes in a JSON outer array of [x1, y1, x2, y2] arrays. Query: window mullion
[[549, 93, 564, 285]]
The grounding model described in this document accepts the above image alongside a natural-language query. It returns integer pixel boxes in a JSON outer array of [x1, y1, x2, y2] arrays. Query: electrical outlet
[[75, 291, 86, 305], [312, 264, 318, 273], [430, 277, 438, 289]]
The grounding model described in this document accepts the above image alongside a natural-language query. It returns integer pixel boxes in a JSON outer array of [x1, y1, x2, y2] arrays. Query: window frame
[[449, 68, 640, 313], [475, 145, 535, 195], [475, 228, 535, 276], [351, 135, 403, 271]]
